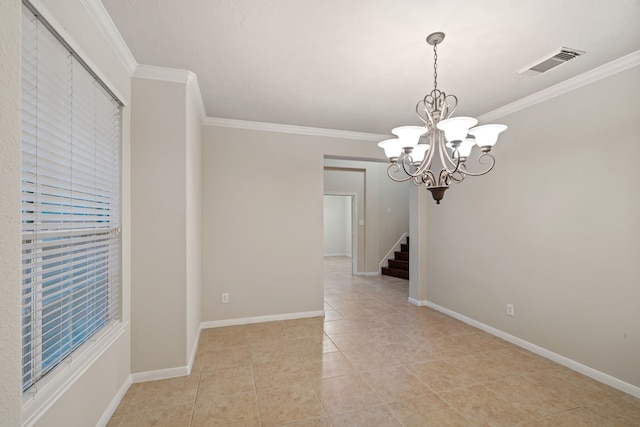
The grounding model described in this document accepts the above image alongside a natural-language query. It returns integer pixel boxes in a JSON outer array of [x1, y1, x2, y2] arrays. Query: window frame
[[20, 1, 126, 420]]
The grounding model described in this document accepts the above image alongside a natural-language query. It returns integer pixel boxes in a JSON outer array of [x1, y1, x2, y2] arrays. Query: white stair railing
[[379, 232, 409, 273]]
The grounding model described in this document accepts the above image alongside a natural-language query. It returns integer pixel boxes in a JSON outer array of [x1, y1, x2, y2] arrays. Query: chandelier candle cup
[[391, 126, 428, 149], [436, 117, 478, 144], [378, 32, 508, 204], [410, 144, 430, 165], [468, 124, 508, 152], [378, 138, 404, 161], [446, 139, 475, 160]]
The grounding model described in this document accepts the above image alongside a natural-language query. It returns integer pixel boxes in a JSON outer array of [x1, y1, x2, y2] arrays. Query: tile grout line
[[187, 368, 203, 427]]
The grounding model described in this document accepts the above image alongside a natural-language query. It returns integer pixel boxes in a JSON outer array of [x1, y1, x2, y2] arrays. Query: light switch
[[359, 220, 365, 226], [387, 207, 391, 214]]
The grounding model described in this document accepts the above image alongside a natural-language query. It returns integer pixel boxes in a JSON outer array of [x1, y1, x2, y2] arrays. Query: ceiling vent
[[518, 47, 585, 77]]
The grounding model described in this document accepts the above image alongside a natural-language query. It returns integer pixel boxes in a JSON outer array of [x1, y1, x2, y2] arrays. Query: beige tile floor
[[109, 256, 640, 426]]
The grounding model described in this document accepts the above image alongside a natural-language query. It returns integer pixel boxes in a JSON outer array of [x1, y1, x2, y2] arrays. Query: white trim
[[408, 297, 428, 306], [324, 253, 352, 257], [96, 375, 132, 427], [21, 322, 127, 427], [131, 366, 190, 384], [186, 327, 201, 376], [186, 73, 206, 119], [354, 272, 380, 276], [379, 232, 409, 270], [80, 0, 137, 75], [425, 301, 640, 399], [133, 64, 196, 84], [200, 310, 325, 329], [203, 117, 388, 142], [132, 65, 206, 119], [479, 50, 640, 123]]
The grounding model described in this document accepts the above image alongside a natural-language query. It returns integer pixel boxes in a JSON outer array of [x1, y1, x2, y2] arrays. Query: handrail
[[379, 232, 409, 270]]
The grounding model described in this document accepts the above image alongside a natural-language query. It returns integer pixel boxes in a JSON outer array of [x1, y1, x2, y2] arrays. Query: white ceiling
[[101, 0, 640, 135]]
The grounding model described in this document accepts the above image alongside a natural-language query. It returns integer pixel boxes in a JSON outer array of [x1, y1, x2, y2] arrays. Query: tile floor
[[108, 256, 640, 426]]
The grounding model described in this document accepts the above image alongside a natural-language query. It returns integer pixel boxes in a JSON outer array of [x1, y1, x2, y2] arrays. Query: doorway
[[323, 193, 357, 275]]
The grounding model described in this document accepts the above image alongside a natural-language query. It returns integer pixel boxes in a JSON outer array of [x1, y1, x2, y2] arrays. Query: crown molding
[[133, 65, 206, 118], [186, 73, 207, 119], [203, 117, 388, 142], [479, 49, 640, 123], [133, 64, 194, 83], [80, 0, 137, 76]]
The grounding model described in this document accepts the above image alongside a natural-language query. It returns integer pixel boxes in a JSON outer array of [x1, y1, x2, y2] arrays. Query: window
[[21, 3, 122, 393]]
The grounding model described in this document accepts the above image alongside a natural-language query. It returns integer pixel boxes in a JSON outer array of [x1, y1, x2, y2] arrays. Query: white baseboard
[[425, 301, 640, 399], [324, 253, 351, 257], [130, 325, 202, 383], [130, 366, 190, 383], [354, 271, 380, 276], [201, 310, 325, 329], [96, 375, 132, 427], [408, 297, 428, 306]]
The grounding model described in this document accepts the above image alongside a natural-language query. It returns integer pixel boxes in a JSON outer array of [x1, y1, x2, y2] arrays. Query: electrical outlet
[[506, 304, 514, 316], [221, 293, 229, 304]]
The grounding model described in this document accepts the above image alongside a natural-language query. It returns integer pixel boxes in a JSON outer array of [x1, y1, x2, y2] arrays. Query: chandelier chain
[[433, 42, 438, 90]]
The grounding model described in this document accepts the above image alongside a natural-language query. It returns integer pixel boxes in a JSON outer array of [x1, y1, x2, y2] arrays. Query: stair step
[[394, 251, 409, 261], [400, 243, 409, 253], [381, 267, 409, 280], [388, 259, 409, 271]]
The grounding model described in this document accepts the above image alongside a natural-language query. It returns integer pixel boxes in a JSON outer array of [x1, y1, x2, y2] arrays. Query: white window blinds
[[21, 3, 122, 393]]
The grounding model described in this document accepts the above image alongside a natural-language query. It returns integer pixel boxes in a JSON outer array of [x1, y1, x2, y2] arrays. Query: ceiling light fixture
[[378, 32, 507, 204]]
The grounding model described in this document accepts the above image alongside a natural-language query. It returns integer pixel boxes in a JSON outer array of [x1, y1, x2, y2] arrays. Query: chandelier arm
[[415, 101, 429, 125], [412, 143, 436, 178], [424, 170, 436, 187], [436, 133, 462, 175], [397, 152, 429, 178], [443, 94, 458, 119], [440, 139, 460, 171], [449, 163, 468, 183], [385, 163, 415, 182], [459, 153, 496, 177], [437, 169, 452, 187]]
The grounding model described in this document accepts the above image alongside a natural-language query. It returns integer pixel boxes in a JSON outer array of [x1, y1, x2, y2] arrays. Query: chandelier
[[378, 32, 507, 204]]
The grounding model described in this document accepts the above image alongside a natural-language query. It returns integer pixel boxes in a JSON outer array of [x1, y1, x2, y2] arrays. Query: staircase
[[381, 237, 409, 279]]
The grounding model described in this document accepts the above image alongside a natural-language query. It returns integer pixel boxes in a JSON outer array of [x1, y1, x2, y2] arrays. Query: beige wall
[[131, 73, 202, 374], [424, 65, 640, 388], [0, 1, 23, 425], [185, 79, 203, 365], [201, 125, 385, 322], [0, 0, 134, 425]]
